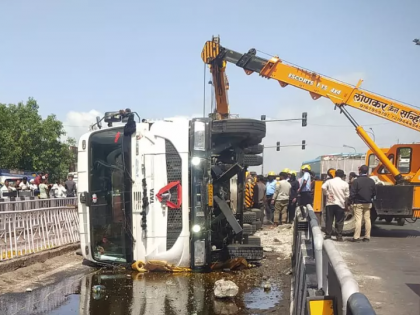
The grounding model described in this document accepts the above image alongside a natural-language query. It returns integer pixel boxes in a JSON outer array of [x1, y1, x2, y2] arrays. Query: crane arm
[[202, 37, 230, 119], [201, 40, 420, 132]]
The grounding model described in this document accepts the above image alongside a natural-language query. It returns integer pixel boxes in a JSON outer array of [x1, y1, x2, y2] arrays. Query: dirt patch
[[0, 251, 88, 294]]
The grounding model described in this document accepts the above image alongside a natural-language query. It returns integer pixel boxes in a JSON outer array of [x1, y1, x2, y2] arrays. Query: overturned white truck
[[77, 110, 266, 271]]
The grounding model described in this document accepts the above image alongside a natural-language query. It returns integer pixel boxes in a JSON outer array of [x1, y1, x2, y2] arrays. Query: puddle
[[0, 268, 284, 315]]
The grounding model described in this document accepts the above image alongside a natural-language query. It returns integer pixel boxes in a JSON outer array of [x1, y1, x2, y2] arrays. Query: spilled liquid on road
[[0, 269, 283, 315]]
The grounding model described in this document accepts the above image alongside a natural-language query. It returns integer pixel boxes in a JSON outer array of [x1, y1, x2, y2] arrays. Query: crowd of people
[[245, 166, 313, 226], [245, 164, 377, 242], [0, 173, 77, 200]]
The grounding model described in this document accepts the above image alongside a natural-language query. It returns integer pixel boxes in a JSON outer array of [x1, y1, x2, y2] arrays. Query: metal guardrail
[[0, 197, 77, 212], [292, 204, 376, 315], [0, 206, 79, 260]]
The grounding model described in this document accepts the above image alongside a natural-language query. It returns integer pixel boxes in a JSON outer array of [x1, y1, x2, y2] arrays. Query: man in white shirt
[[19, 177, 30, 190], [0, 179, 17, 199], [321, 169, 349, 242]]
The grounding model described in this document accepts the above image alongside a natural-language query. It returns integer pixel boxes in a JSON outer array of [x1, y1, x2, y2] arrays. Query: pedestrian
[[322, 169, 349, 242], [65, 174, 77, 197], [0, 179, 17, 198], [38, 177, 49, 199], [272, 172, 291, 225], [19, 177, 30, 190], [350, 165, 376, 242], [349, 172, 358, 186], [256, 175, 267, 214], [298, 165, 313, 207], [288, 171, 300, 223], [265, 171, 277, 223]]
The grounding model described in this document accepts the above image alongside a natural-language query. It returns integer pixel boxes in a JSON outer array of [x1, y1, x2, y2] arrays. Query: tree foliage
[[0, 98, 76, 181]]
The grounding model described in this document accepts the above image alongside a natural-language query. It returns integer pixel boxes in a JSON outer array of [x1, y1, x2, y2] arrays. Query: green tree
[[0, 98, 77, 182]]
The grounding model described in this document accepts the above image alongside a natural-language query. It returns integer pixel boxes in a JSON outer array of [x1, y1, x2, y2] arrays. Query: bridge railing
[[291, 204, 377, 315], [0, 197, 77, 212], [0, 206, 79, 261]]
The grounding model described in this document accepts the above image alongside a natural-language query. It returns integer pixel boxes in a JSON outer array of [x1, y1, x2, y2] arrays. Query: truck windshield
[[88, 127, 131, 263]]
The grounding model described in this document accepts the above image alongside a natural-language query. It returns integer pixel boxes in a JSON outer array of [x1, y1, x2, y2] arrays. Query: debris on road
[[214, 278, 239, 298], [255, 224, 293, 258]]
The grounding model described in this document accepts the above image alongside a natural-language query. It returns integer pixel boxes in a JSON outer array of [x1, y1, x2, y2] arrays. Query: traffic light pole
[[261, 142, 306, 175]]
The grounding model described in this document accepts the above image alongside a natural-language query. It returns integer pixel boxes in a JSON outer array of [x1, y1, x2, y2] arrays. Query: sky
[[1, 0, 419, 173]]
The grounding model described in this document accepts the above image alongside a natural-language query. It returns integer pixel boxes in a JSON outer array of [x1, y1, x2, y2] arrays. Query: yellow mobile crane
[[201, 36, 420, 226]]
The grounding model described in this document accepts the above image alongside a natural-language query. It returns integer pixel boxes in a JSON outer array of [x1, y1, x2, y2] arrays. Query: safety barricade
[[0, 197, 77, 212], [291, 204, 376, 315], [0, 206, 80, 261]]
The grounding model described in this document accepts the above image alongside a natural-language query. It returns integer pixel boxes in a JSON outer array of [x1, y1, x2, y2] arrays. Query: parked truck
[[77, 110, 266, 271]]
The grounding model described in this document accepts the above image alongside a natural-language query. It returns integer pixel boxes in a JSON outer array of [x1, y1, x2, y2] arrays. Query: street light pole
[[369, 128, 376, 142], [343, 144, 357, 153]]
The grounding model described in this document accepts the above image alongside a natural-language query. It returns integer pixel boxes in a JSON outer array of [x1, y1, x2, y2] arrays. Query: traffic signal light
[[261, 115, 266, 121], [302, 140, 306, 150], [302, 112, 307, 127], [276, 141, 280, 151]]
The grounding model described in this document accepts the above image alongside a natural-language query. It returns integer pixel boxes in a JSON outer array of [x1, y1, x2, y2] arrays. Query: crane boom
[[202, 40, 420, 132]]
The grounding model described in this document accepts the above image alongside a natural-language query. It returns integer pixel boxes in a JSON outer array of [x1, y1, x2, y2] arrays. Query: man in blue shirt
[[298, 165, 313, 207], [265, 171, 277, 223]]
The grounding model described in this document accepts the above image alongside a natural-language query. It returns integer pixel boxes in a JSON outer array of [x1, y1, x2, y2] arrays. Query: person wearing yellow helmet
[[265, 171, 277, 224], [298, 164, 313, 207]]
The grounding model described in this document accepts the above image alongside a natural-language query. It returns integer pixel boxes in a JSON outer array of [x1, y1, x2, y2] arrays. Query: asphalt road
[[335, 219, 420, 315]]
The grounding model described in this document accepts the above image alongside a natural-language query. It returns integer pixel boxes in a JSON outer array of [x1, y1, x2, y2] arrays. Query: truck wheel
[[251, 208, 263, 221], [334, 211, 356, 236], [370, 208, 378, 225], [227, 244, 264, 261], [251, 222, 257, 234], [385, 217, 393, 224], [244, 144, 264, 154], [242, 223, 253, 235], [397, 218, 406, 226], [247, 236, 262, 246], [243, 211, 257, 224], [243, 154, 263, 167], [212, 119, 266, 146]]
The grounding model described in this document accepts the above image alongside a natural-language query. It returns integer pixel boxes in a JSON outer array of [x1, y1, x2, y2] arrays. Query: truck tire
[[212, 119, 266, 146], [251, 222, 257, 234], [244, 144, 264, 155], [242, 223, 252, 235], [247, 236, 262, 246], [397, 218, 406, 226], [243, 154, 263, 167], [243, 211, 257, 224], [227, 244, 264, 261], [251, 208, 263, 221]]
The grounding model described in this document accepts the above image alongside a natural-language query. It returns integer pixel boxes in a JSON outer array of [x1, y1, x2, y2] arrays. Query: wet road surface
[[0, 253, 291, 315], [336, 219, 420, 315]]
